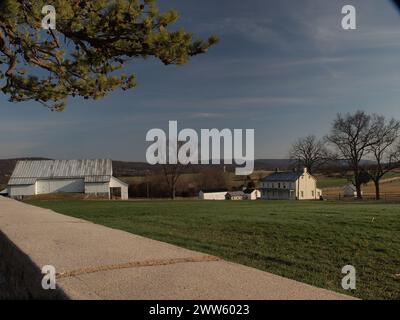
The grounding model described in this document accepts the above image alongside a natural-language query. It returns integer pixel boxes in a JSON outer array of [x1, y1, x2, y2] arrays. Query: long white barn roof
[[8, 159, 112, 186]]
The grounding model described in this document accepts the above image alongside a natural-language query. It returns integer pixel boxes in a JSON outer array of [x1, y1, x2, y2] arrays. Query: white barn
[[199, 189, 228, 200], [7, 159, 128, 200]]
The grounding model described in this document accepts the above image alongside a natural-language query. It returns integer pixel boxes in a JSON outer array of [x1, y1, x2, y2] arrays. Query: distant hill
[[112, 160, 154, 176], [112, 159, 297, 176], [0, 158, 49, 187], [107, 158, 377, 176], [0, 158, 295, 185], [254, 159, 295, 171]]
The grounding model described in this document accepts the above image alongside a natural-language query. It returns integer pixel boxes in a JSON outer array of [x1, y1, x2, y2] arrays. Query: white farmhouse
[[7, 159, 128, 200], [261, 168, 322, 200], [199, 189, 228, 200]]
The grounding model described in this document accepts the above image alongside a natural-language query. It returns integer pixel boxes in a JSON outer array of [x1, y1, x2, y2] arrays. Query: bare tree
[[162, 164, 185, 200], [162, 140, 189, 200], [326, 111, 378, 199], [200, 168, 227, 190], [289, 135, 330, 175], [365, 115, 400, 200]]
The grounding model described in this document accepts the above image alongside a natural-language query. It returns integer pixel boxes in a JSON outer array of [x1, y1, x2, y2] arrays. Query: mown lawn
[[27, 200, 400, 300]]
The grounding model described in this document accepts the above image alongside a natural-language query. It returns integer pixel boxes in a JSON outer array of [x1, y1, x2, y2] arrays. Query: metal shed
[[7, 159, 128, 200]]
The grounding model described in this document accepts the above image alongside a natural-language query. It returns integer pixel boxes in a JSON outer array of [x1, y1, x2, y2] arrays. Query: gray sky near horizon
[[2, 0, 400, 161]]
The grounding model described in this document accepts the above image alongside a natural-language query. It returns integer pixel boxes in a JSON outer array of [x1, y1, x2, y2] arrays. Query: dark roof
[[226, 191, 246, 197], [243, 188, 258, 194], [343, 184, 356, 191], [261, 171, 303, 182]]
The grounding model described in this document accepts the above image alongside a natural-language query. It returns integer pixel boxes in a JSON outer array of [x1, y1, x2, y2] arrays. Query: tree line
[[290, 111, 400, 200]]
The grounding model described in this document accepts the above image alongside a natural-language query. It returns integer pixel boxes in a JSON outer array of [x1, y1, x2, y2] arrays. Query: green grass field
[[317, 171, 400, 190], [317, 178, 348, 189], [27, 200, 400, 300]]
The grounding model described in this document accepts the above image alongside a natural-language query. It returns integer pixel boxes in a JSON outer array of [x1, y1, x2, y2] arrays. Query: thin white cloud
[[196, 17, 281, 45]]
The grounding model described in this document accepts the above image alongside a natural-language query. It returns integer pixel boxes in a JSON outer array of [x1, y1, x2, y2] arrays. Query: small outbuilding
[[343, 184, 362, 198], [7, 159, 128, 200], [243, 188, 261, 200], [225, 191, 246, 201]]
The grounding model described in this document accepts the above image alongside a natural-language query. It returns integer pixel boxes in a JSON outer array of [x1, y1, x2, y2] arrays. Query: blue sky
[[2, 0, 400, 161]]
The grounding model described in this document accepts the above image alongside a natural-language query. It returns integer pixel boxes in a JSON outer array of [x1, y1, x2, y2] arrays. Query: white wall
[[297, 173, 319, 200], [110, 177, 129, 200], [36, 179, 84, 194], [247, 190, 261, 200], [199, 191, 227, 200], [85, 182, 110, 197], [9, 185, 36, 197], [8, 177, 128, 200]]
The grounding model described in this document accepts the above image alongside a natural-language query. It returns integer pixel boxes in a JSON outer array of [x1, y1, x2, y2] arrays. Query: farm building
[[243, 188, 261, 200], [261, 168, 322, 200], [199, 189, 228, 200], [225, 191, 246, 200], [6, 159, 128, 200], [343, 184, 363, 198]]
